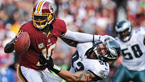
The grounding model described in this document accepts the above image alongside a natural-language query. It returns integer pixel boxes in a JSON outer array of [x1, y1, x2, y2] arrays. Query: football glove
[[39, 54, 54, 68], [99, 35, 115, 43], [39, 54, 61, 74]]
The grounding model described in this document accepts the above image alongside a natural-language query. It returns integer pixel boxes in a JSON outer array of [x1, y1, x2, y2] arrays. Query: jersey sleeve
[[60, 19, 67, 35], [15, 23, 26, 35], [87, 60, 110, 79], [18, 22, 28, 32], [54, 18, 67, 36], [139, 27, 145, 37], [135, 27, 145, 44]]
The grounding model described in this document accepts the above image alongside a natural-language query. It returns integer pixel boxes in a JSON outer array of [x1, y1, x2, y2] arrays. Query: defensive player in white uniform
[[40, 38, 121, 82], [112, 20, 145, 82]]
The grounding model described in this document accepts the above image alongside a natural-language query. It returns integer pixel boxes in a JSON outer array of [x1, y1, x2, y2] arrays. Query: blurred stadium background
[[0, 0, 144, 82]]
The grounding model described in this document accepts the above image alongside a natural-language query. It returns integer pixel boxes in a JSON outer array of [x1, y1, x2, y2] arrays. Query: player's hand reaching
[[99, 35, 115, 43], [39, 54, 54, 69]]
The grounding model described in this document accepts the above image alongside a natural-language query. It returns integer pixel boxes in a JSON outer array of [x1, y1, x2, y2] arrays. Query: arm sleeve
[[140, 27, 145, 45], [62, 30, 100, 42], [140, 27, 145, 38], [136, 27, 145, 45]]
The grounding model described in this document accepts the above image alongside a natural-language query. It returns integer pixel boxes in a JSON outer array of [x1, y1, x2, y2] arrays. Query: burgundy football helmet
[[32, 0, 56, 29]]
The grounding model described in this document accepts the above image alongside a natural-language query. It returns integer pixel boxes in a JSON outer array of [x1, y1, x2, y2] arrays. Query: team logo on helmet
[[49, 4, 54, 13]]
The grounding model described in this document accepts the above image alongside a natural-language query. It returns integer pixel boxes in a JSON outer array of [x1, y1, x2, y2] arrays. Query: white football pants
[[17, 65, 62, 82]]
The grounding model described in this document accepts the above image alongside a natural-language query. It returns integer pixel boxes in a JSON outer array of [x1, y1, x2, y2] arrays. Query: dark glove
[[39, 54, 61, 74], [39, 54, 54, 69]]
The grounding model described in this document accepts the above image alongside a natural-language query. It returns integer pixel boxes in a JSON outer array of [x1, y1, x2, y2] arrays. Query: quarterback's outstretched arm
[[62, 30, 99, 42], [62, 30, 114, 43]]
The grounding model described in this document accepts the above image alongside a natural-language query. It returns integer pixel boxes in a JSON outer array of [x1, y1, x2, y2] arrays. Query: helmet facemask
[[32, 12, 53, 29], [115, 20, 132, 42], [93, 42, 109, 61], [117, 27, 132, 42], [93, 40, 120, 62]]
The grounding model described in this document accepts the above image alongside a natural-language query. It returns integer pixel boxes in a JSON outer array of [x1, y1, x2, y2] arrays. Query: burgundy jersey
[[19, 18, 67, 70]]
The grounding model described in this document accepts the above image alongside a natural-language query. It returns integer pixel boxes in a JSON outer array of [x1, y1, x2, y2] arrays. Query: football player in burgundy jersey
[[4, 0, 114, 82]]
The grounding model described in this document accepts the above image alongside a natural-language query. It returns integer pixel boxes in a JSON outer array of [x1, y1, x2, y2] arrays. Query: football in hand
[[14, 32, 30, 55]]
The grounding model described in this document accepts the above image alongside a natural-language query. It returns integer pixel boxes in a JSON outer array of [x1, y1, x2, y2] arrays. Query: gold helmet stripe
[[37, 0, 44, 12]]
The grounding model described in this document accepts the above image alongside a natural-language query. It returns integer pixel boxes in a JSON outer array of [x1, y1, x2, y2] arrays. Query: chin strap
[[48, 17, 54, 24], [144, 38, 145, 45]]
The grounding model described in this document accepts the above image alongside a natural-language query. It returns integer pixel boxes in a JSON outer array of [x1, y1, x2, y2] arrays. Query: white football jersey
[[69, 42, 110, 79], [115, 27, 145, 71]]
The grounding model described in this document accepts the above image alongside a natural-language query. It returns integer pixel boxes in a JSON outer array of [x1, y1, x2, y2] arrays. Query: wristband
[[93, 35, 94, 44], [94, 35, 101, 41], [51, 64, 61, 74]]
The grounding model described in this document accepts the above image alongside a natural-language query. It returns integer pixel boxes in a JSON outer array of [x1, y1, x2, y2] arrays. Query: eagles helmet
[[115, 20, 132, 42], [92, 38, 121, 62], [32, 0, 56, 29]]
